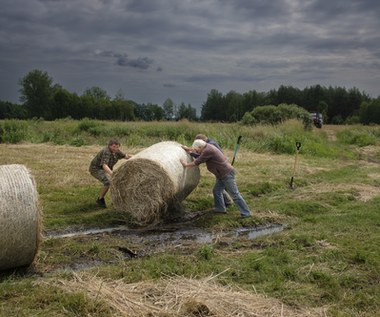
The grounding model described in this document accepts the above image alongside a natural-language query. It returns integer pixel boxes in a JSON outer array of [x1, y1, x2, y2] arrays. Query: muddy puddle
[[46, 223, 284, 245], [44, 223, 284, 272]]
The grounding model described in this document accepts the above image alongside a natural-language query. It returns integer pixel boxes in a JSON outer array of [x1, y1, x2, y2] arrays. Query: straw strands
[[48, 272, 323, 317], [0, 164, 41, 271], [111, 141, 200, 225]]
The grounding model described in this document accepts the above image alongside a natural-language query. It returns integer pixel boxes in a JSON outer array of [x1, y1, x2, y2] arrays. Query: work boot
[[96, 197, 107, 208]]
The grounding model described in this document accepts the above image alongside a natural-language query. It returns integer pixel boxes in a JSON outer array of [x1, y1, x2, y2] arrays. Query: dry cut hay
[[111, 141, 200, 225], [0, 164, 41, 271], [48, 272, 324, 317]]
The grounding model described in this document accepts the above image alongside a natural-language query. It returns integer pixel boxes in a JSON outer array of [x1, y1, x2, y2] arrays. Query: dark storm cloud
[[163, 83, 176, 88], [218, 0, 290, 20], [0, 0, 379, 106], [94, 50, 155, 70], [302, 0, 380, 21], [116, 56, 154, 69], [237, 59, 292, 70], [95, 50, 128, 58]]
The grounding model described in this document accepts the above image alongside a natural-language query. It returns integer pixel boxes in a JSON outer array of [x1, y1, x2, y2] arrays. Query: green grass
[[0, 118, 372, 158], [0, 277, 114, 316], [0, 120, 379, 316]]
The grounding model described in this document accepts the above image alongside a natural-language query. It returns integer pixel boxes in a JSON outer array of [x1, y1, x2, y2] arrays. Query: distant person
[[182, 134, 233, 206], [89, 138, 132, 208], [180, 139, 251, 218]]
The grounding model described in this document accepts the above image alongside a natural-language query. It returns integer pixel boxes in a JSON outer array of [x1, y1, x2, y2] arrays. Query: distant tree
[[114, 89, 126, 101], [201, 89, 224, 121], [276, 85, 303, 106], [187, 104, 197, 121], [163, 98, 175, 120], [134, 104, 150, 121], [241, 90, 267, 114], [111, 93, 135, 121], [328, 86, 348, 121], [0, 101, 9, 119], [225, 90, 244, 122], [51, 86, 76, 119], [359, 98, 380, 124], [177, 102, 187, 120], [347, 87, 370, 118], [265, 89, 278, 105], [83, 86, 110, 101], [0, 101, 27, 119], [81, 86, 111, 119], [303, 84, 325, 112], [177, 102, 197, 121], [134, 103, 164, 121], [149, 103, 165, 120], [18, 69, 54, 119]]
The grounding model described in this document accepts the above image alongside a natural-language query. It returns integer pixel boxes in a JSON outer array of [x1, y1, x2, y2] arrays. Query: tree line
[[0, 70, 197, 122], [1, 69, 379, 124], [200, 86, 379, 124]]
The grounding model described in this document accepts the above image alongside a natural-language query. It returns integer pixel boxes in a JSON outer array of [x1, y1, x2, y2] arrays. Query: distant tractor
[[310, 112, 323, 128]]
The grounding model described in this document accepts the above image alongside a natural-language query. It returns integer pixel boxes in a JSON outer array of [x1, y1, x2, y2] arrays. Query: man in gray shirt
[[180, 139, 251, 218]]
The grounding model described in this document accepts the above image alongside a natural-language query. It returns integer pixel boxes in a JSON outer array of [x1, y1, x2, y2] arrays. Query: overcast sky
[[1, 0, 379, 111]]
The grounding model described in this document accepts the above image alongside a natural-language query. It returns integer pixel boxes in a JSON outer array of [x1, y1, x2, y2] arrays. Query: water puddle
[[46, 223, 284, 244], [236, 224, 284, 239], [45, 223, 284, 272], [46, 226, 131, 239]]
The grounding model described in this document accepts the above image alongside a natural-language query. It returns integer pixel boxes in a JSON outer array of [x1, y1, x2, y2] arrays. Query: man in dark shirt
[[180, 139, 251, 218], [89, 139, 132, 208]]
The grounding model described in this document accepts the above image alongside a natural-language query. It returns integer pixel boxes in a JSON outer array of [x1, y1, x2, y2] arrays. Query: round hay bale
[[111, 141, 200, 225], [0, 164, 41, 271]]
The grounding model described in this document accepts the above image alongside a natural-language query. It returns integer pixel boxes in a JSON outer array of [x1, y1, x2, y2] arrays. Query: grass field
[[0, 120, 379, 316]]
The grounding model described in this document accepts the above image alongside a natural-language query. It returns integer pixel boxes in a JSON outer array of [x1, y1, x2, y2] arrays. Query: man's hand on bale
[[180, 159, 187, 167]]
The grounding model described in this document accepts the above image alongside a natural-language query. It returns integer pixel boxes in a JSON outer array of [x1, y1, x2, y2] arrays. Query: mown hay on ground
[[111, 141, 200, 225], [0, 164, 41, 271], [48, 272, 324, 317]]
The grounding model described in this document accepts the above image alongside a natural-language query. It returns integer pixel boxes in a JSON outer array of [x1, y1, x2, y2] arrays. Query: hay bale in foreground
[[111, 141, 200, 225], [0, 164, 41, 271]]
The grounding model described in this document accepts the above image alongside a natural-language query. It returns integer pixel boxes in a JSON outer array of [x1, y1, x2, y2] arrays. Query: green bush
[[336, 128, 378, 147], [0, 120, 28, 143], [76, 118, 103, 132], [240, 103, 313, 128], [70, 137, 86, 147]]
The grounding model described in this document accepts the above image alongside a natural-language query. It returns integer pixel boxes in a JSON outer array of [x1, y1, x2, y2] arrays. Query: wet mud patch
[[47, 223, 284, 247], [43, 221, 284, 272]]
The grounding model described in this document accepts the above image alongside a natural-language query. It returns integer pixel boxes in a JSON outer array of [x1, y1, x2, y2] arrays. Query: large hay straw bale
[[111, 141, 200, 225], [0, 164, 41, 271]]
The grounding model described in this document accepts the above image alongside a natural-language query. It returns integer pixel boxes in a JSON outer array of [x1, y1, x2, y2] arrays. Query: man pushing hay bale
[[0, 164, 41, 271], [111, 141, 200, 225]]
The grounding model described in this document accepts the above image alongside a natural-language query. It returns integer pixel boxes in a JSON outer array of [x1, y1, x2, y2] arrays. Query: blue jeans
[[213, 170, 251, 217]]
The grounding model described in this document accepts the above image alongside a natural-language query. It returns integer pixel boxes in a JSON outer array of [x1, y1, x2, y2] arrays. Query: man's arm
[[102, 164, 113, 176], [181, 145, 200, 158], [180, 159, 196, 168]]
